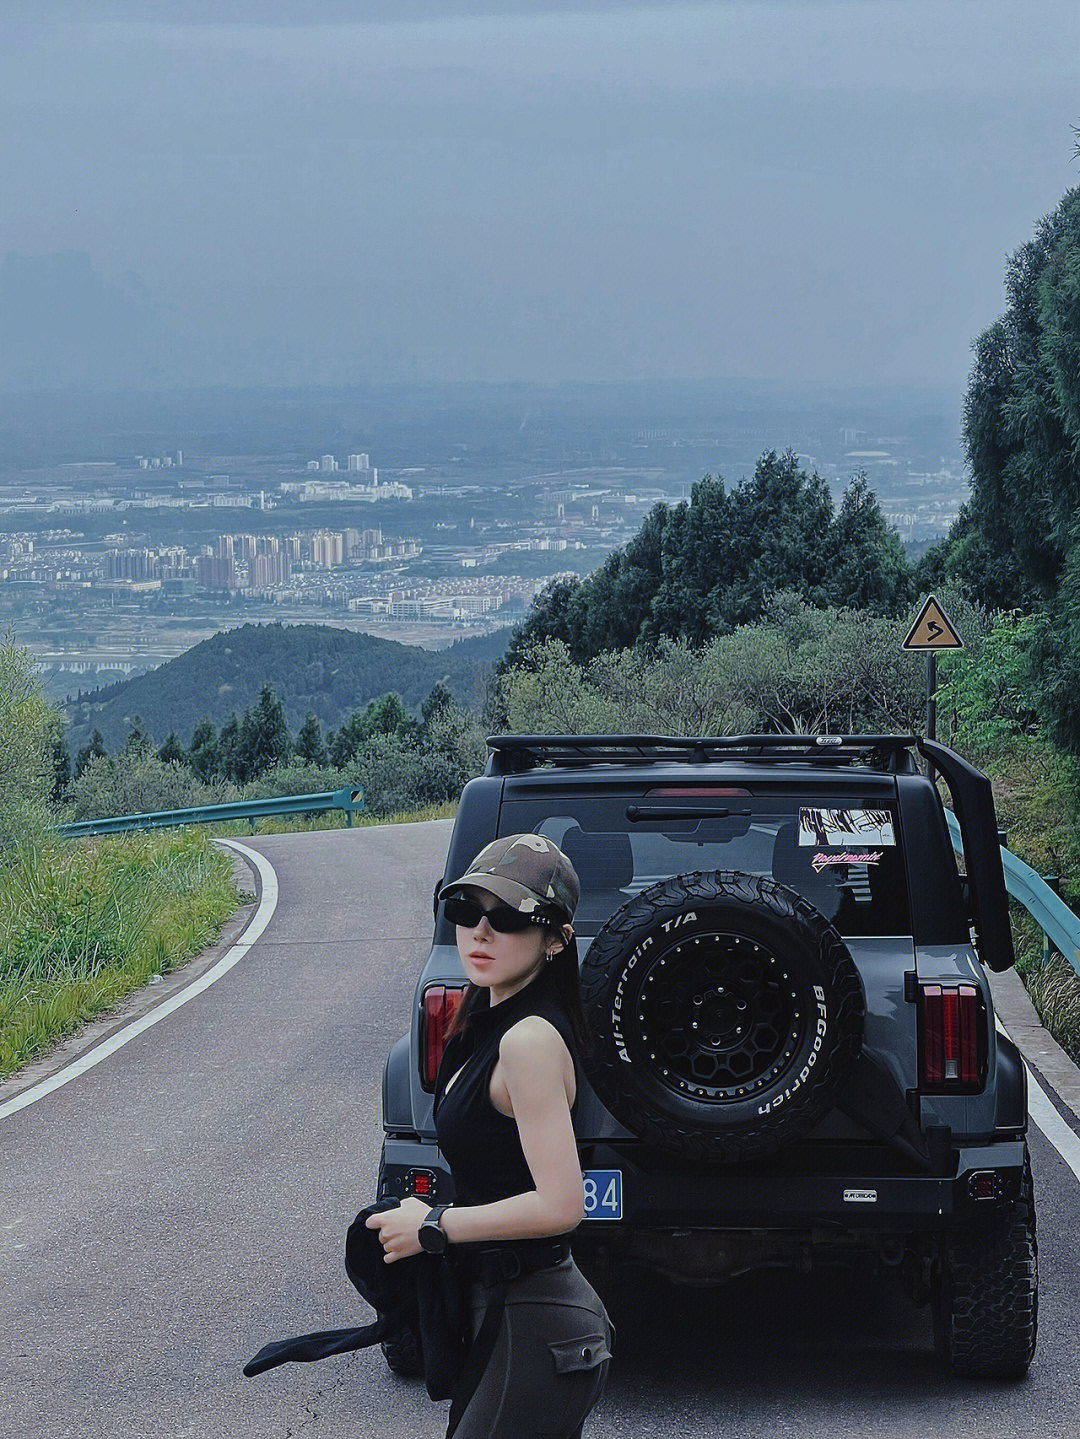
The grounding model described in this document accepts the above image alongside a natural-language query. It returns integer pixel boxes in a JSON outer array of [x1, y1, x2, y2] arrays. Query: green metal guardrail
[[57, 786, 365, 839], [56, 790, 1079, 975], [944, 809, 1080, 976]]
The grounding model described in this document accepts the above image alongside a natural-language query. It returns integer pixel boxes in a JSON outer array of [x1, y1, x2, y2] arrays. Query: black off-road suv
[[378, 733, 1037, 1379]]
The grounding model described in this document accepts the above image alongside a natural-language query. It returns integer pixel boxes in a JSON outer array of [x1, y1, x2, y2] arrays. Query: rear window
[[498, 793, 911, 938]]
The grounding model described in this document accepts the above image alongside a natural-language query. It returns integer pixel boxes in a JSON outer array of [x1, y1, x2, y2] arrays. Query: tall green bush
[[0, 635, 59, 846], [494, 593, 934, 737]]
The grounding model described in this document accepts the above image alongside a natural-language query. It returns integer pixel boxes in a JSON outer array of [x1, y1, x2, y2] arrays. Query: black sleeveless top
[[433, 965, 580, 1207]]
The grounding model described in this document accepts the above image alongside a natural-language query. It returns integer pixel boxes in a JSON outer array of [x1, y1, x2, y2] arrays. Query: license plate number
[[583, 1169, 623, 1220]]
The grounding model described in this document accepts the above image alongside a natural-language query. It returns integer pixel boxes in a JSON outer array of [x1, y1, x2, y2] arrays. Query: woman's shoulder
[[498, 1012, 572, 1060], [497, 1015, 577, 1109]]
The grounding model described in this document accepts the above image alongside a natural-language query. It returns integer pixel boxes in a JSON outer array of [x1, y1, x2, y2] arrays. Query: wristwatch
[[418, 1204, 452, 1255]]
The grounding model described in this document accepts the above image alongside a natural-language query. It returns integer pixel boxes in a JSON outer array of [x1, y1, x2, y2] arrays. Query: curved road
[[3, 822, 1080, 1438]]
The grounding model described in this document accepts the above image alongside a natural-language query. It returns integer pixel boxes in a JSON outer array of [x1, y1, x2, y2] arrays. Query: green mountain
[[63, 623, 510, 751]]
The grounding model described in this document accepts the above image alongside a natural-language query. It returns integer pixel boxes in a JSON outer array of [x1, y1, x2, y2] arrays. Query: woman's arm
[[366, 1017, 583, 1261], [441, 1017, 584, 1244]]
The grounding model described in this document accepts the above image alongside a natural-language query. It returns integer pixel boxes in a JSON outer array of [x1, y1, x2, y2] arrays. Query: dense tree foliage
[[501, 451, 914, 667], [64, 622, 508, 750], [922, 185, 1080, 753], [929, 187, 1080, 612]]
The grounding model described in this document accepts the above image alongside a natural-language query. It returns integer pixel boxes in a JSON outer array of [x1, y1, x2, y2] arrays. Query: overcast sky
[[2, 1, 1078, 388]]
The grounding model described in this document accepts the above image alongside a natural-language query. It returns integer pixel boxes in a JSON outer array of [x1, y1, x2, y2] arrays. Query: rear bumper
[[379, 1134, 1029, 1234]]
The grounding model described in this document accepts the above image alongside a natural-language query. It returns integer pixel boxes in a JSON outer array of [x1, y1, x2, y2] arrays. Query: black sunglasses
[[443, 895, 553, 933]]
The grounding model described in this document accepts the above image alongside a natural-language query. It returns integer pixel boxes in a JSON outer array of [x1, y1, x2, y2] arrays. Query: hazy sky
[[3, 1, 1078, 387]]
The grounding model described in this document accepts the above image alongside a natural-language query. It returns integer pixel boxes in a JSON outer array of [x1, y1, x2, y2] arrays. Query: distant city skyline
[[2, 1, 1077, 391]]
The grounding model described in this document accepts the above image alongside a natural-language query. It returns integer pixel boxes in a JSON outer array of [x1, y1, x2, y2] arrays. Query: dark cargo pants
[[452, 1256, 614, 1439]]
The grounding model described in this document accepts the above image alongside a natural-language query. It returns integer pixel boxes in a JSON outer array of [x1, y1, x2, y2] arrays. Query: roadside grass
[[0, 800, 458, 1080], [1010, 904, 1080, 1069], [0, 829, 239, 1079]]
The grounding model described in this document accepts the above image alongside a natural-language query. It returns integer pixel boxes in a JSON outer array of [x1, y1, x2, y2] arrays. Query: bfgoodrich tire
[[579, 870, 864, 1164], [932, 1154, 1038, 1380]]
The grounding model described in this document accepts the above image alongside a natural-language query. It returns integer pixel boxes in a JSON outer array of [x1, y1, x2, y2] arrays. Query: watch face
[[420, 1214, 446, 1253]]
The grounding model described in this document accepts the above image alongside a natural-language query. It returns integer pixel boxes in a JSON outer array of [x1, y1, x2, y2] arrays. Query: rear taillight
[[421, 984, 467, 1089], [919, 982, 983, 1090]]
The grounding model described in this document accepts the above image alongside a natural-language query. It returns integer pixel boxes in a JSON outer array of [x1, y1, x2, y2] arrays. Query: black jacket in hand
[[243, 1197, 469, 1401]]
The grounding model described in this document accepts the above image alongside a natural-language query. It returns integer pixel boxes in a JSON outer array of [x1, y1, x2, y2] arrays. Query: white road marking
[[0, 839, 278, 1123], [996, 1017, 1080, 1184]]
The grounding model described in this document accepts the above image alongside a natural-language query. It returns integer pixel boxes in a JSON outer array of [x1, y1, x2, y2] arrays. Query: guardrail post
[[335, 786, 364, 827]]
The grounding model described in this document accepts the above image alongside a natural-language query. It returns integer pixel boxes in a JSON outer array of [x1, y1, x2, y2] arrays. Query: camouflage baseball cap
[[439, 833, 580, 923]]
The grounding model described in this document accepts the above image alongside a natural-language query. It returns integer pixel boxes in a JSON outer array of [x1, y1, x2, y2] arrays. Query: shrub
[[240, 760, 349, 801], [66, 751, 239, 821]]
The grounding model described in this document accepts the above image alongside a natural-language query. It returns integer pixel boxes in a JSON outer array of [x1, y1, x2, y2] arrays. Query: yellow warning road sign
[[901, 594, 964, 651]]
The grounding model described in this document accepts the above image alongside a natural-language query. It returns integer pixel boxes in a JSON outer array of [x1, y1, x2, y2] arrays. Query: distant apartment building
[[105, 548, 155, 582], [248, 551, 291, 588], [196, 553, 238, 591], [157, 546, 190, 579], [311, 530, 344, 567], [320, 454, 337, 472], [347, 453, 371, 471]]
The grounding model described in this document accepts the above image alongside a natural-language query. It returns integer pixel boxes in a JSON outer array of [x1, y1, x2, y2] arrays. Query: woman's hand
[[364, 1196, 432, 1263]]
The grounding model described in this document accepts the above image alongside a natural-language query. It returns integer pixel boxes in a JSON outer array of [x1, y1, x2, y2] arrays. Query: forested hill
[[63, 623, 510, 750]]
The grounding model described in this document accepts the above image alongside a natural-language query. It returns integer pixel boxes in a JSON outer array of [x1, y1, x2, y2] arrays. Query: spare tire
[[579, 870, 864, 1164]]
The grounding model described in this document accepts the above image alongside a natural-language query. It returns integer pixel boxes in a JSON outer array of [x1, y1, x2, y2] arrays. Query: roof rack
[[485, 733, 921, 775]]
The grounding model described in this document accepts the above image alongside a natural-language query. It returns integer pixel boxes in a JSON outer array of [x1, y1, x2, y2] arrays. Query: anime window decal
[[797, 807, 896, 847]]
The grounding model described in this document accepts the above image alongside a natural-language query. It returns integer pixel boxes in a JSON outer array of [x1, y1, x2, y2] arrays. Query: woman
[[365, 833, 615, 1439]]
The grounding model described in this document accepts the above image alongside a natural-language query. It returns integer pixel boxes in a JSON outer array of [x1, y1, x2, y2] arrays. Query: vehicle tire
[[578, 869, 864, 1163], [932, 1154, 1038, 1379], [381, 1330, 423, 1377]]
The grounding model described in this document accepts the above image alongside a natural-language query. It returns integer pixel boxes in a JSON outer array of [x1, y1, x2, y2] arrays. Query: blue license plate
[[582, 1169, 623, 1220]]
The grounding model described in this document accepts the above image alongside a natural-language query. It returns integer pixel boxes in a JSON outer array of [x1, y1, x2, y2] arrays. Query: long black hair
[[443, 923, 593, 1068]]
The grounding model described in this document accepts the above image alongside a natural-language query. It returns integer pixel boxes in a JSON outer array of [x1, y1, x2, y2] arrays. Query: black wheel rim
[[633, 926, 807, 1102]]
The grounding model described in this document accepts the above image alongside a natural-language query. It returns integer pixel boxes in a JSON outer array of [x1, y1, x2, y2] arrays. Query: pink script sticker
[[811, 850, 883, 873]]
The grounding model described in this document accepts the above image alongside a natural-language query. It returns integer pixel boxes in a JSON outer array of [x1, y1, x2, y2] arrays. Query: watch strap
[[421, 1204, 451, 1249]]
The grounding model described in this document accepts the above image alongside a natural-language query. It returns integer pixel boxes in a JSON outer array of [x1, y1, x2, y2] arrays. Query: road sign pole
[[901, 595, 961, 788], [926, 651, 937, 786]]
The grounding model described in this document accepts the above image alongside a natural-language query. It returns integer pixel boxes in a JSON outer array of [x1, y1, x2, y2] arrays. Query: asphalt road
[[3, 822, 1080, 1439]]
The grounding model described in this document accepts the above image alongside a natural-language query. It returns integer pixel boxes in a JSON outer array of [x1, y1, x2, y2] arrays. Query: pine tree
[[421, 683, 455, 731], [217, 714, 242, 783], [51, 726, 71, 804], [74, 728, 107, 779], [188, 719, 219, 781], [238, 685, 291, 780], [124, 716, 151, 756], [157, 733, 186, 766], [329, 710, 366, 767], [294, 712, 326, 766]]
